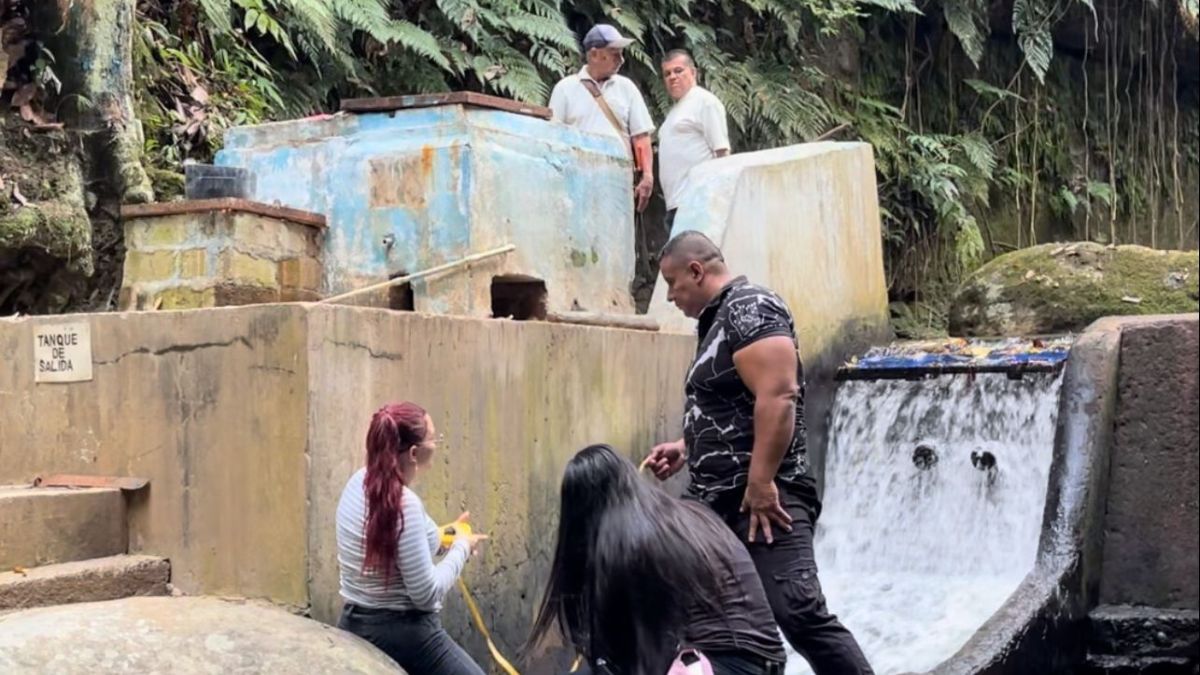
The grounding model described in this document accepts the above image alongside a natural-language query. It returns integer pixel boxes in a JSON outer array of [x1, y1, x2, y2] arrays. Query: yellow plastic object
[[439, 521, 472, 549], [458, 578, 520, 675]]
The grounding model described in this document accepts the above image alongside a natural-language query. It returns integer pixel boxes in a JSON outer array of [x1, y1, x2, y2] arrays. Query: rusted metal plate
[[341, 92, 552, 120], [120, 199, 327, 230], [34, 474, 150, 491]]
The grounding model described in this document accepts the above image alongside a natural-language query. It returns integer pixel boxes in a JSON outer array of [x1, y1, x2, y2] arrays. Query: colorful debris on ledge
[[837, 336, 1073, 381]]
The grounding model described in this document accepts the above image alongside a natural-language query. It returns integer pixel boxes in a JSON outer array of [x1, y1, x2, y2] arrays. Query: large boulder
[[950, 243, 1199, 336], [0, 596, 402, 674]]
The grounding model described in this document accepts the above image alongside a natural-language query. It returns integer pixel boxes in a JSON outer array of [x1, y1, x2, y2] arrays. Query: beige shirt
[[548, 67, 655, 149], [659, 85, 730, 209]]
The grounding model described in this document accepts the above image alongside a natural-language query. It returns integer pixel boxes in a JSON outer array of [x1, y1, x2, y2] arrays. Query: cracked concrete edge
[[0, 555, 169, 612]]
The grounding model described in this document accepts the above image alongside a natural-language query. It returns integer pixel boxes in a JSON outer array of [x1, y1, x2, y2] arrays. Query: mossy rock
[[147, 168, 186, 202], [1, 114, 94, 311], [0, 200, 93, 273], [950, 243, 1200, 336]]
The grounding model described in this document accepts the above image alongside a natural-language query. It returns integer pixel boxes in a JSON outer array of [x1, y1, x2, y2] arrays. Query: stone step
[[1089, 604, 1199, 660], [0, 485, 128, 570], [1083, 653, 1196, 675], [0, 555, 170, 612]]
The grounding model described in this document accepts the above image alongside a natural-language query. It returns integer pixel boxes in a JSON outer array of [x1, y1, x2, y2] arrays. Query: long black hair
[[526, 444, 744, 674]]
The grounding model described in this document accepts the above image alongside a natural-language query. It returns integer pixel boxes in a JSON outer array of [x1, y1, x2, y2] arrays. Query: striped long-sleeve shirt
[[335, 468, 470, 611]]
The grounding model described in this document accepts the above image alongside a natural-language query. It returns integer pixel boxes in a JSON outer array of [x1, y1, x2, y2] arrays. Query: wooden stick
[[814, 122, 850, 142], [317, 244, 516, 305], [545, 311, 660, 332]]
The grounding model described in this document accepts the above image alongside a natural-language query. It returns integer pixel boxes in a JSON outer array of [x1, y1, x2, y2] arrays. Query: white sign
[[34, 322, 94, 383]]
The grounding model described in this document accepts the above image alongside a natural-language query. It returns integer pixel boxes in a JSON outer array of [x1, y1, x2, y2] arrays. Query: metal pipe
[[316, 244, 516, 305]]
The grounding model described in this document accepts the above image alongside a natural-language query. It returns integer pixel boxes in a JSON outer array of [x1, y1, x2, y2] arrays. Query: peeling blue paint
[[216, 105, 638, 314]]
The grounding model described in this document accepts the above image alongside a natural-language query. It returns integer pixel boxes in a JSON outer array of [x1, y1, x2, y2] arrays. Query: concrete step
[[1082, 605, 1199, 675], [0, 555, 170, 612], [0, 485, 128, 570], [1082, 653, 1196, 675], [1089, 605, 1199, 659]]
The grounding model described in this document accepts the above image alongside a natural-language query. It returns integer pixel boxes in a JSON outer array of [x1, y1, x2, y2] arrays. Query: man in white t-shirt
[[548, 24, 656, 212], [658, 49, 730, 228]]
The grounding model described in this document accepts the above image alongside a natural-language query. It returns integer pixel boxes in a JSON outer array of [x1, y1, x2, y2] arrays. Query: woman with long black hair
[[528, 444, 786, 675], [335, 401, 488, 674]]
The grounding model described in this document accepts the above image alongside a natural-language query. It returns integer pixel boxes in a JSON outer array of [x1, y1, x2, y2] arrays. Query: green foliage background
[[128, 0, 1198, 335]]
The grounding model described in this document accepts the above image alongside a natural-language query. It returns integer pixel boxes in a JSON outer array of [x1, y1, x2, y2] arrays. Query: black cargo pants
[[703, 480, 874, 675]]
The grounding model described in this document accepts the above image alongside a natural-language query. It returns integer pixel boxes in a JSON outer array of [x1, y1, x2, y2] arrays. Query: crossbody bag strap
[[580, 78, 627, 137]]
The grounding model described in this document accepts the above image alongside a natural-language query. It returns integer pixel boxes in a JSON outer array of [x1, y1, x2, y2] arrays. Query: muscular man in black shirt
[[646, 231, 873, 675]]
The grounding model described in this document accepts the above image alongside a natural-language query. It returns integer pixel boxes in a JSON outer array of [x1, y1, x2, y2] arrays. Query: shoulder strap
[[580, 78, 627, 137]]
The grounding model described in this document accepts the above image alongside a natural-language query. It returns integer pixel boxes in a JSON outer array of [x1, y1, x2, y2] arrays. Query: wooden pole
[[545, 311, 660, 332], [316, 244, 516, 305]]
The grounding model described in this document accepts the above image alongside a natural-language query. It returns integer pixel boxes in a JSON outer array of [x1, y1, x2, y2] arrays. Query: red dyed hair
[[362, 402, 429, 585]]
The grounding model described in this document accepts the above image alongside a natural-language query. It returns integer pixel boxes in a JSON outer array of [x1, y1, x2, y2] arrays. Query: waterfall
[[787, 372, 1063, 674]]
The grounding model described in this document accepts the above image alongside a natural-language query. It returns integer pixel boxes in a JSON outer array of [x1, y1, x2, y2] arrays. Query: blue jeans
[[338, 603, 485, 675]]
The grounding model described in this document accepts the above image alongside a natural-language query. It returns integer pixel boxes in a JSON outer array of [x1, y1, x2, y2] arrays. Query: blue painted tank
[[215, 96, 636, 315]]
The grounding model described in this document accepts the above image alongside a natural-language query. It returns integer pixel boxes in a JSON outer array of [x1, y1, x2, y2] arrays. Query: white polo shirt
[[548, 67, 655, 152], [658, 85, 730, 209]]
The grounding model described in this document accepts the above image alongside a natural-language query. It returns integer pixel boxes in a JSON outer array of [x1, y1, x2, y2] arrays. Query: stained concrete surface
[[304, 304, 694, 660], [216, 104, 637, 316], [0, 554, 169, 611], [0, 596, 400, 674], [0, 303, 693, 670], [1102, 315, 1199, 609], [0, 486, 126, 569], [0, 306, 311, 607]]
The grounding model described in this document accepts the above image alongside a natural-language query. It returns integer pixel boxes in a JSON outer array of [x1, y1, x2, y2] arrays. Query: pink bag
[[666, 649, 714, 675]]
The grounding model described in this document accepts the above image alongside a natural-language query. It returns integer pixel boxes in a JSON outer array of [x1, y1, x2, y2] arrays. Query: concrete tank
[[215, 94, 637, 316]]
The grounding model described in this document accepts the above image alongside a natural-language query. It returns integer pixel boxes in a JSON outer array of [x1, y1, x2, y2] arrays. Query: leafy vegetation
[[6, 0, 1197, 333]]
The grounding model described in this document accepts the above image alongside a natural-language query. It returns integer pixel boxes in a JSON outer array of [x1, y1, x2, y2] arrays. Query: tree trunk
[[34, 0, 153, 205]]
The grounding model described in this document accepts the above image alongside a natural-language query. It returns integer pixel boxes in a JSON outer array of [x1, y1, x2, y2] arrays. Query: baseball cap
[[583, 24, 635, 50]]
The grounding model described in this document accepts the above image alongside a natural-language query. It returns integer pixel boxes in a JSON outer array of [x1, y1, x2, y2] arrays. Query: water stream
[[787, 372, 1063, 674]]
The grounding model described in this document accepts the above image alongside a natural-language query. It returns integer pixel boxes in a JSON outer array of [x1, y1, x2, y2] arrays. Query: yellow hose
[[457, 577, 521, 675]]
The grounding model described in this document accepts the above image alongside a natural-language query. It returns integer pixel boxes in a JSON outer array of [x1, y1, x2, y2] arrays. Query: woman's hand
[[450, 511, 488, 555]]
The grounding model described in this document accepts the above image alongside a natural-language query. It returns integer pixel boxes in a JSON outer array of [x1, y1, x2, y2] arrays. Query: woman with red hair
[[336, 402, 487, 674]]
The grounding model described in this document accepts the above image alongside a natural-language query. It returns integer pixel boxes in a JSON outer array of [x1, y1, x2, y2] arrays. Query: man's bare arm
[[733, 335, 799, 542]]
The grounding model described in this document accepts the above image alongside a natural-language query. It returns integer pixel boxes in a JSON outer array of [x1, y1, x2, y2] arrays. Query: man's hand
[[635, 175, 653, 213], [644, 438, 686, 481], [740, 479, 792, 544]]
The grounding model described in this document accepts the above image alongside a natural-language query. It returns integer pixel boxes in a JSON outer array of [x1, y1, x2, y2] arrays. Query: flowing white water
[[787, 372, 1063, 675]]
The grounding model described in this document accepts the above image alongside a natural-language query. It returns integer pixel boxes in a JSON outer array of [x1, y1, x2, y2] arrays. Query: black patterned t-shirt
[[683, 276, 808, 504]]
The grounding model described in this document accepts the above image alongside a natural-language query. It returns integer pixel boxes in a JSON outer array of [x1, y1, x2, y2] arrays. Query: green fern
[[964, 78, 1026, 103], [1012, 0, 1054, 82], [956, 134, 996, 180], [196, 0, 234, 33], [503, 12, 578, 51], [943, 0, 987, 65], [858, 0, 921, 14]]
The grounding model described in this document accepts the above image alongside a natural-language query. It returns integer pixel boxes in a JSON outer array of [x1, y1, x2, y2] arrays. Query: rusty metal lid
[[340, 92, 552, 120]]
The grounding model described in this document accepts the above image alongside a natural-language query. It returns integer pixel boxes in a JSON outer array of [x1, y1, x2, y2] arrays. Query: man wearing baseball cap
[[548, 23, 656, 213]]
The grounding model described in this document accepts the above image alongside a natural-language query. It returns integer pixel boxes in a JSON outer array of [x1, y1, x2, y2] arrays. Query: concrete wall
[[120, 206, 325, 310], [304, 305, 693, 660], [216, 106, 637, 316], [646, 142, 892, 483], [1100, 314, 1199, 609], [0, 307, 310, 606], [0, 304, 693, 667]]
